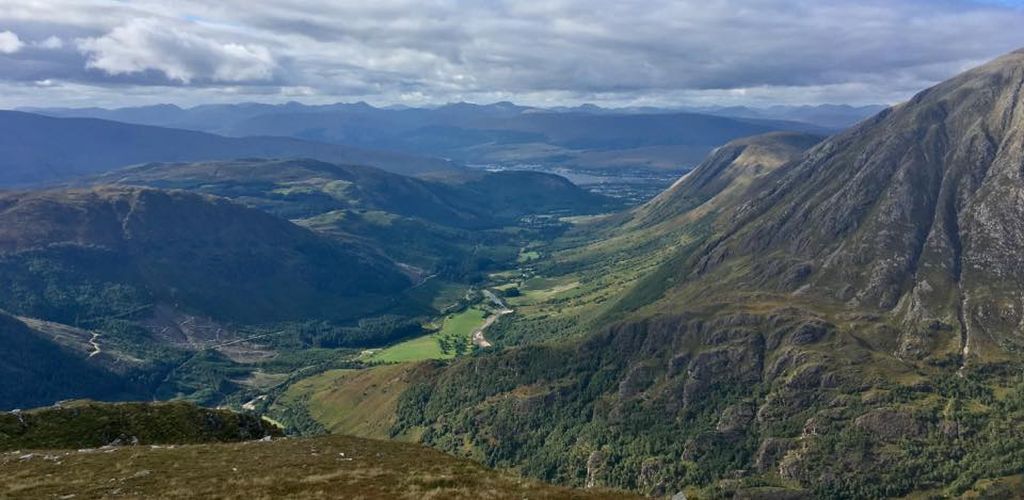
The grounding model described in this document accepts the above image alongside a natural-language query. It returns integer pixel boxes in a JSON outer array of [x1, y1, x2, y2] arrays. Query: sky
[[2, 0, 1024, 109]]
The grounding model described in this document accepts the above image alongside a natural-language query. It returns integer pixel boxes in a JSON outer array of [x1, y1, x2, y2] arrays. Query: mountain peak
[[645, 48, 1024, 362], [632, 131, 823, 229]]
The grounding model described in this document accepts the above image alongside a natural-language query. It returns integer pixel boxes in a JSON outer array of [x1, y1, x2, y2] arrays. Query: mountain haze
[[27, 103, 827, 173], [0, 111, 459, 186]]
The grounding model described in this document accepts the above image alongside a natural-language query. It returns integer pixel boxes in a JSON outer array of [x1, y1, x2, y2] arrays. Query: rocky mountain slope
[[631, 131, 824, 229], [380, 49, 1024, 498], [654, 48, 1024, 364]]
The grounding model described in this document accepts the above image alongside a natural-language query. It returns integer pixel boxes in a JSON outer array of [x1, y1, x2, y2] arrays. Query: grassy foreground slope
[[0, 433, 635, 499]]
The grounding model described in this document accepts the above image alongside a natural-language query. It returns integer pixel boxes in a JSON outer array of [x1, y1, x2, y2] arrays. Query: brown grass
[[0, 434, 636, 499]]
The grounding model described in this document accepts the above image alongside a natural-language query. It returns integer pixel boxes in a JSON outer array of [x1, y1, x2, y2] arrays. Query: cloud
[[1, 0, 1024, 107], [0, 31, 23, 54], [35, 36, 63, 50], [76, 18, 276, 83]]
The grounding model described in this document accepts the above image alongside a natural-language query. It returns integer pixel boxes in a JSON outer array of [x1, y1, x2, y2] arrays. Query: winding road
[[473, 290, 515, 348]]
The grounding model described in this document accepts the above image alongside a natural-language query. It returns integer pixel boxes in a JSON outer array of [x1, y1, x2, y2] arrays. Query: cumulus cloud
[[1, 0, 1024, 107], [76, 18, 276, 83], [0, 30, 23, 54]]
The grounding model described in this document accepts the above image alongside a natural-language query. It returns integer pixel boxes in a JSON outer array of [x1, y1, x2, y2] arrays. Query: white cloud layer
[[1, 0, 1023, 107]]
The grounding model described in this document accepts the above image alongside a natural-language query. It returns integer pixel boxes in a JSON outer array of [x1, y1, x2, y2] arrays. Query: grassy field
[[367, 334, 447, 363], [367, 308, 487, 364], [517, 249, 541, 263], [0, 434, 637, 499], [271, 364, 417, 440]]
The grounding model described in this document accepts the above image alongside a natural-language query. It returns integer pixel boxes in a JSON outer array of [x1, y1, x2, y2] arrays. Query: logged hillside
[[0, 313, 136, 409], [0, 111, 459, 185], [380, 49, 1024, 498]]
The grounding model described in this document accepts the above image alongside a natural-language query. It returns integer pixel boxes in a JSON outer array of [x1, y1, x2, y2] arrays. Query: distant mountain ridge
[[26, 101, 881, 129], [92, 158, 613, 230], [0, 110, 460, 186], [23, 101, 830, 173]]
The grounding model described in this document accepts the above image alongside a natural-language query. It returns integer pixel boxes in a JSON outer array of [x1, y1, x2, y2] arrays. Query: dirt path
[[87, 332, 101, 358]]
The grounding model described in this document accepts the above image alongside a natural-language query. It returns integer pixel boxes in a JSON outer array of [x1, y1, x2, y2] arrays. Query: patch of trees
[[294, 315, 425, 349], [391, 322, 1024, 497]]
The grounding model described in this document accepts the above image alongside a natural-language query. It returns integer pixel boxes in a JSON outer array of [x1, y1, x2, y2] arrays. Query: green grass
[[518, 250, 541, 263], [270, 365, 417, 440], [368, 334, 448, 363], [441, 307, 488, 339], [367, 308, 487, 364]]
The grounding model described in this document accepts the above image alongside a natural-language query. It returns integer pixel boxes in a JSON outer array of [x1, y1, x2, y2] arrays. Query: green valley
[[4, 9, 1024, 497]]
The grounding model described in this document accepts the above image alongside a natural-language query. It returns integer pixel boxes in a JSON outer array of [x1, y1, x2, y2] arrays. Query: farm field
[[367, 307, 488, 364]]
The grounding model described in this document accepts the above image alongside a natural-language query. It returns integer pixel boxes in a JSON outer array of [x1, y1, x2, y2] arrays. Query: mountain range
[[0, 110, 460, 186], [23, 101, 832, 173]]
